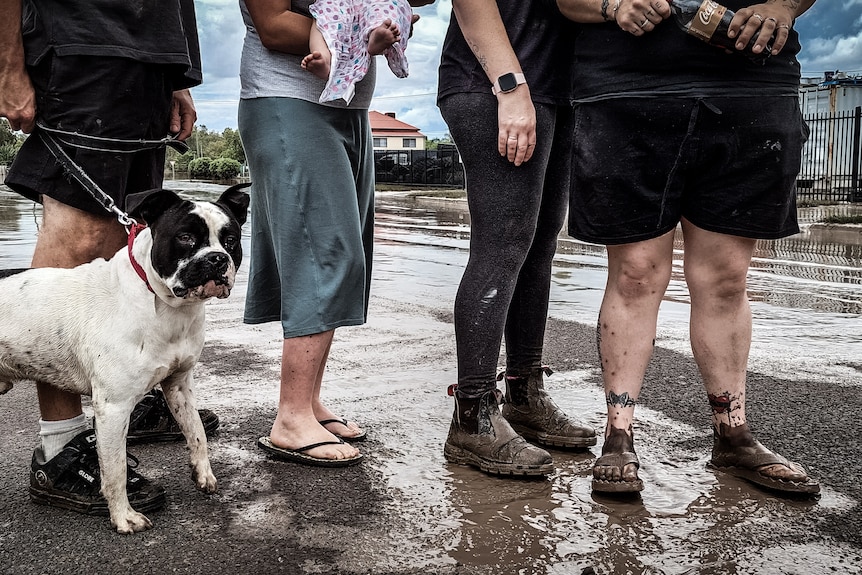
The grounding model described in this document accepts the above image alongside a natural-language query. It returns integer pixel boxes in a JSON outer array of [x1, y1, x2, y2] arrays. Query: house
[[369, 111, 426, 151]]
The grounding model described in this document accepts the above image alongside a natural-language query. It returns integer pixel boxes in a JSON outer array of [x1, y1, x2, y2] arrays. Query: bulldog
[[0, 183, 250, 533]]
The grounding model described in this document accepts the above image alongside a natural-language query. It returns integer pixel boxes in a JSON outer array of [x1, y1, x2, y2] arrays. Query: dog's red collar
[[127, 223, 155, 294]]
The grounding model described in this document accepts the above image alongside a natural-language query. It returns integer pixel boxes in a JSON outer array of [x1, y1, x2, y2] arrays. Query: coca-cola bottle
[[669, 0, 772, 63]]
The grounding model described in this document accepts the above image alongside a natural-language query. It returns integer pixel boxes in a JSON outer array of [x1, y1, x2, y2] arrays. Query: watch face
[[498, 73, 518, 93]]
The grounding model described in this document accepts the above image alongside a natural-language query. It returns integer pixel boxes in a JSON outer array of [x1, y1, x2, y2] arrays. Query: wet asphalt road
[[0, 191, 860, 574]]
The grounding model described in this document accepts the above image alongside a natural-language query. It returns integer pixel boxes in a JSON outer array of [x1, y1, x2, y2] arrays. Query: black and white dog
[[0, 183, 250, 533]]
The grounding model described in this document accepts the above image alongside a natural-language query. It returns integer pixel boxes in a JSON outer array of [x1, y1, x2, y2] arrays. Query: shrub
[[0, 143, 17, 165], [210, 157, 242, 180], [188, 157, 213, 179]]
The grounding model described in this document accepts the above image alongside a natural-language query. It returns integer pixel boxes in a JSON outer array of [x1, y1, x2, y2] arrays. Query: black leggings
[[440, 94, 573, 398]]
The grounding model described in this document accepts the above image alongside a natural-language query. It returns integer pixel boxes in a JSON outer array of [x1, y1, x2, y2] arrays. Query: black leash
[[36, 121, 188, 226]]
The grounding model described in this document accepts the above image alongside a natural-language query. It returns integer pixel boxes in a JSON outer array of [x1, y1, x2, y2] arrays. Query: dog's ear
[[126, 189, 185, 225], [216, 182, 251, 226]]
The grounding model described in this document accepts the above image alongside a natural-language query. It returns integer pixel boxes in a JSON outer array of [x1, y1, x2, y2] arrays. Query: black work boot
[[500, 366, 597, 449], [444, 387, 553, 477]]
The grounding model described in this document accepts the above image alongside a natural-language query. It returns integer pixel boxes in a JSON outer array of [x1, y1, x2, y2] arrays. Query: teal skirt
[[238, 97, 374, 338]]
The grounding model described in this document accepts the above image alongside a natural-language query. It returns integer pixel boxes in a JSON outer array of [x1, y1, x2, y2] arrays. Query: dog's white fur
[[0, 189, 247, 533]]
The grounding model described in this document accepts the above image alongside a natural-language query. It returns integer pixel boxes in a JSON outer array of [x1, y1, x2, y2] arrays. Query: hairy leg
[[270, 330, 359, 461], [593, 232, 674, 483], [309, 335, 364, 439], [682, 219, 802, 482], [32, 196, 127, 420]]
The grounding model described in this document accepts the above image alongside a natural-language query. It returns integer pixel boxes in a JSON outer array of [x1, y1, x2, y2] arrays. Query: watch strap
[[491, 72, 527, 95]]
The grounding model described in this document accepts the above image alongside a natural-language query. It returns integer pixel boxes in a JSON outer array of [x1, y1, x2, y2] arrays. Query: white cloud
[[798, 31, 862, 78]]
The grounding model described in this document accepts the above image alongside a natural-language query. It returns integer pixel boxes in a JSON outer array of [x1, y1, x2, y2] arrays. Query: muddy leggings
[[439, 93, 573, 398]]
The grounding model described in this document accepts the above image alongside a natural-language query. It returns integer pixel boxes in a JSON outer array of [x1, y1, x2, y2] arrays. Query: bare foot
[[301, 50, 331, 80], [269, 414, 360, 461], [314, 401, 366, 440], [367, 19, 400, 56]]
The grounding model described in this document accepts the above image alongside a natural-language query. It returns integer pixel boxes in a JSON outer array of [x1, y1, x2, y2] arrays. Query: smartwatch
[[491, 72, 526, 95]]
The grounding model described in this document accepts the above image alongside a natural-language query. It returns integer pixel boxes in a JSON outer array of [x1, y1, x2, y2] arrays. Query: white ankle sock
[[39, 414, 88, 462]]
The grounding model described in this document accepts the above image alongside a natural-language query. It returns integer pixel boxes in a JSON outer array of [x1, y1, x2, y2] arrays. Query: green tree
[[222, 128, 246, 165], [425, 135, 453, 150]]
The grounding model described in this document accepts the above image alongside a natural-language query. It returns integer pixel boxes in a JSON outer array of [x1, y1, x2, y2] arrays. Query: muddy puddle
[[1, 183, 861, 574]]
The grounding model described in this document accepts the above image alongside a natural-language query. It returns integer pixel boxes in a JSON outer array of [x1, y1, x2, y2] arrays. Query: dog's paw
[[194, 471, 218, 494], [112, 510, 153, 534], [190, 461, 218, 494]]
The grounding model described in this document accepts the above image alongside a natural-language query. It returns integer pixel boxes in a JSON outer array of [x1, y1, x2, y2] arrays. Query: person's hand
[[0, 64, 36, 133], [169, 89, 197, 141], [728, 3, 796, 56], [612, 0, 671, 36], [496, 88, 536, 167]]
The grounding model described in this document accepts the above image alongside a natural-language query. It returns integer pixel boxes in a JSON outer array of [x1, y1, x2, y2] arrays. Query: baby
[[301, 0, 416, 104]]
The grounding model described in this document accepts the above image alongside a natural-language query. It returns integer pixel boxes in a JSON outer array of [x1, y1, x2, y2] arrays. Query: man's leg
[[267, 330, 360, 461], [592, 231, 674, 490], [682, 220, 814, 488], [31, 196, 127, 457]]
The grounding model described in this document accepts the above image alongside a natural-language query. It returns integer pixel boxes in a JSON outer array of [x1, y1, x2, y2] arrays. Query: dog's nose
[[206, 252, 229, 271]]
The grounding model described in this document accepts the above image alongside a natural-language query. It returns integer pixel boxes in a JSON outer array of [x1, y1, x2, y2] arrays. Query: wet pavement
[[0, 183, 861, 575]]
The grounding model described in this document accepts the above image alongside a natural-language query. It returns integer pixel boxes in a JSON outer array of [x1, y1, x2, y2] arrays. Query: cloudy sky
[[192, 1, 862, 139]]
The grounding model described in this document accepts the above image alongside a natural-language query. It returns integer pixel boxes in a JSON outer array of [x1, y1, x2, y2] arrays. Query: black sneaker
[[127, 388, 220, 444], [29, 429, 166, 516]]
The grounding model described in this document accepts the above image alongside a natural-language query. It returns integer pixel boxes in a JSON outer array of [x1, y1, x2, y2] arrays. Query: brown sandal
[[592, 426, 644, 493], [709, 424, 819, 495]]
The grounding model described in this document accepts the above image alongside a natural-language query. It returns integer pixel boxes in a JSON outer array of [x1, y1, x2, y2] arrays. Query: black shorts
[[5, 54, 175, 215], [568, 96, 808, 245]]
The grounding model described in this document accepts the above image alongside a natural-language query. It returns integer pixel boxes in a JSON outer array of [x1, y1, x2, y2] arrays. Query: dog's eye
[[177, 233, 197, 247], [222, 234, 238, 250]]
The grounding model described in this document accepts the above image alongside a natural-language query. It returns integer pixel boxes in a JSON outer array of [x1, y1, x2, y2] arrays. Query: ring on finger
[[508, 136, 517, 140], [639, 18, 648, 27], [766, 16, 777, 23], [752, 13, 764, 22], [778, 23, 790, 30]]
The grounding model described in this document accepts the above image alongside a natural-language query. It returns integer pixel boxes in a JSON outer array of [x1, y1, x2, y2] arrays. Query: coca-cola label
[[689, 0, 725, 42]]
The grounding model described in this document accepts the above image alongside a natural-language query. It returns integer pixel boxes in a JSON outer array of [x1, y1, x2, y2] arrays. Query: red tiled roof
[[369, 111, 425, 138]]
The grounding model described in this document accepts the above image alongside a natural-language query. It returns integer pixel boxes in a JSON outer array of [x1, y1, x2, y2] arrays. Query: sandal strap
[[595, 451, 640, 469], [317, 418, 348, 427], [712, 441, 791, 470], [295, 440, 345, 453]]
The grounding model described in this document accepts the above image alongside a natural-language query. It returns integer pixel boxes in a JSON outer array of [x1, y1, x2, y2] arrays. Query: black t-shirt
[[437, 0, 576, 106], [21, 0, 202, 90], [572, 0, 802, 101]]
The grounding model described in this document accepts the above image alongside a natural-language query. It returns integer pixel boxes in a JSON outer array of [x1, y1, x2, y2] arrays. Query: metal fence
[[376, 109, 862, 204], [373, 145, 464, 187], [798, 106, 862, 203]]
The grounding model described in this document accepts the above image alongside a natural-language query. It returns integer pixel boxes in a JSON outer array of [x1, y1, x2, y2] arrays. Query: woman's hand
[[497, 88, 536, 167]]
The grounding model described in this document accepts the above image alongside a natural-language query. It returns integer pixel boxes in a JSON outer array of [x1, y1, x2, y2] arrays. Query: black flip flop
[[257, 436, 363, 468], [318, 418, 367, 442]]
